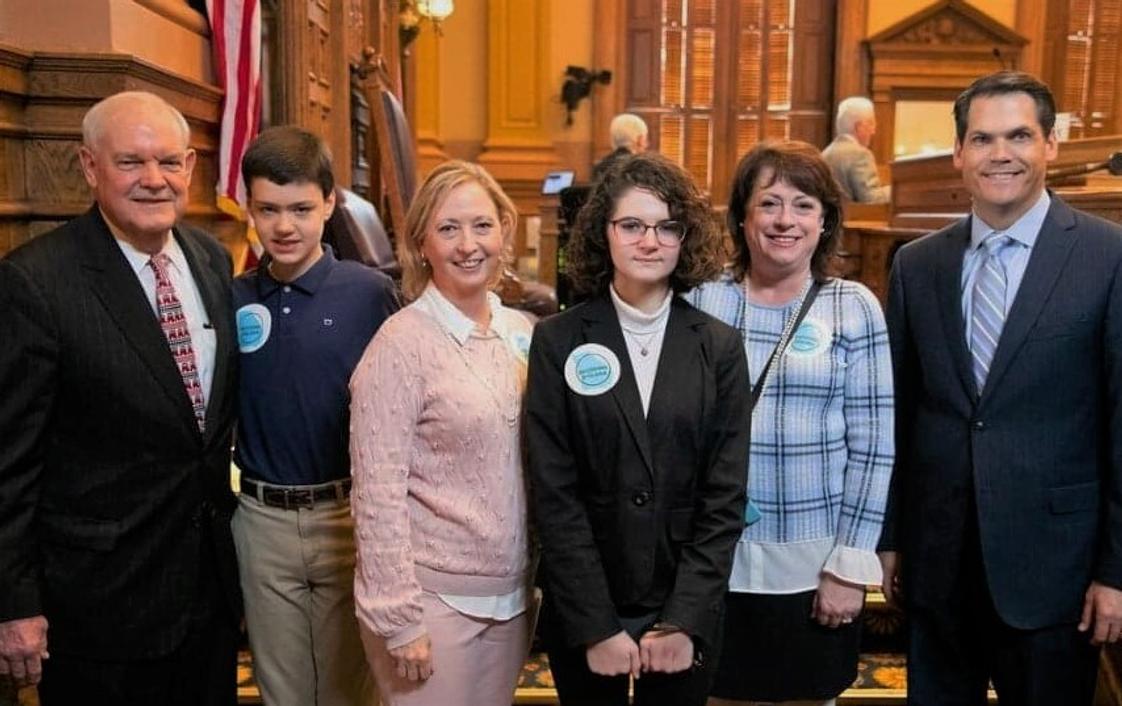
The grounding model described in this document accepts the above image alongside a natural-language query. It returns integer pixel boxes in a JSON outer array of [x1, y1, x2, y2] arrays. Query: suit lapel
[[581, 295, 655, 478], [935, 220, 977, 399], [78, 208, 203, 436], [981, 197, 1078, 401], [175, 225, 231, 443]]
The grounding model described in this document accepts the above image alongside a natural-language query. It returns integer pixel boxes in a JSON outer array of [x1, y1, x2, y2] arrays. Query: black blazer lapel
[[175, 226, 232, 443], [935, 220, 977, 399], [981, 197, 1078, 400], [78, 208, 204, 435], [647, 298, 704, 425], [581, 295, 655, 478]]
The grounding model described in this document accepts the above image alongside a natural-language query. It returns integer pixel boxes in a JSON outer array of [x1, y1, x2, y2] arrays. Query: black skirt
[[710, 590, 861, 701]]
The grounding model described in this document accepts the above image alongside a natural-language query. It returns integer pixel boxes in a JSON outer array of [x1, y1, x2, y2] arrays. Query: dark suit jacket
[[525, 294, 749, 650], [882, 194, 1122, 630], [0, 206, 241, 659]]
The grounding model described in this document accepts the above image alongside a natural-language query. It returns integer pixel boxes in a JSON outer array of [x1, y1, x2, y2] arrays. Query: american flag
[[206, 0, 262, 270]]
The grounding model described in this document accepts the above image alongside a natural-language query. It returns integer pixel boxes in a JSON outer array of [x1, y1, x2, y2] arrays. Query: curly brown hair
[[566, 152, 723, 295], [726, 140, 843, 283]]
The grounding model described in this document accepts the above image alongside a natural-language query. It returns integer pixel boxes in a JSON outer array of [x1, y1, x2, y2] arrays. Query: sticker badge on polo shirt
[[786, 317, 830, 358], [564, 343, 620, 396], [236, 303, 272, 354], [509, 331, 532, 364]]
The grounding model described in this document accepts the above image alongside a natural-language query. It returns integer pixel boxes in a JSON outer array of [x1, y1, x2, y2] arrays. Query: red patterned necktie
[[149, 254, 206, 432]]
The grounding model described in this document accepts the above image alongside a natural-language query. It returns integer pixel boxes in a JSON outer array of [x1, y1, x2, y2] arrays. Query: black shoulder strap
[[750, 280, 823, 410]]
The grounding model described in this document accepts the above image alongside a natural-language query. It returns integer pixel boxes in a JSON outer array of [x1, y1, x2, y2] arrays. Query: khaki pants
[[232, 493, 376, 706]]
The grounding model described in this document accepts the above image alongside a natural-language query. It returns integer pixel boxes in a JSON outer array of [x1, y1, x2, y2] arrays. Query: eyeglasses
[[609, 217, 686, 247]]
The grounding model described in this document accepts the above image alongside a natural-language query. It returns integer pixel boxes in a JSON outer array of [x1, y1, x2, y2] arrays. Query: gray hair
[[609, 113, 648, 150], [835, 96, 875, 137], [82, 91, 191, 149]]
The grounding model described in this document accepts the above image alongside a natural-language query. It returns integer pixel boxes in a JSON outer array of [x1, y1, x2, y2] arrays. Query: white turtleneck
[[609, 285, 673, 416]]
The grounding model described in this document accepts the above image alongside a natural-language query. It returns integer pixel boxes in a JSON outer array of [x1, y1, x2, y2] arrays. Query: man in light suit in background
[[881, 71, 1122, 704], [822, 96, 891, 203], [0, 91, 240, 705]]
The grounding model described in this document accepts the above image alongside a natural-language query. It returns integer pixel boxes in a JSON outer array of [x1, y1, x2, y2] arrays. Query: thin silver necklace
[[434, 316, 521, 427], [620, 327, 659, 356]]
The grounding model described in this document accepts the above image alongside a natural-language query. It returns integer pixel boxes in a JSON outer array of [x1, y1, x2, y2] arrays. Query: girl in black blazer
[[525, 153, 751, 706]]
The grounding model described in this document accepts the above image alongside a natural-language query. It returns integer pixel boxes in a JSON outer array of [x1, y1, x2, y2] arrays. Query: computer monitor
[[541, 170, 575, 195]]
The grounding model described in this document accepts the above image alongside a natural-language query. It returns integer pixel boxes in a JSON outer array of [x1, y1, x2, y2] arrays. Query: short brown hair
[[398, 160, 518, 302], [566, 152, 723, 295], [726, 141, 843, 283]]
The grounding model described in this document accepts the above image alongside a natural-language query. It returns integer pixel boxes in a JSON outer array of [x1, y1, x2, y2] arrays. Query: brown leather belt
[[241, 477, 352, 510]]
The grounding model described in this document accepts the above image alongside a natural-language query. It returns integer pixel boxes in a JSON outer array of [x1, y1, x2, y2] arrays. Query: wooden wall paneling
[[591, 0, 627, 162], [0, 48, 230, 257], [1015, 0, 1046, 79], [477, 0, 560, 260], [833, 0, 868, 104], [790, 0, 837, 150], [412, 21, 449, 177]]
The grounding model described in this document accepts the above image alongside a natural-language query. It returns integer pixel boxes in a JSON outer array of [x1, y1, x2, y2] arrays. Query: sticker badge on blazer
[[236, 303, 272, 354], [786, 318, 830, 358], [565, 343, 621, 396]]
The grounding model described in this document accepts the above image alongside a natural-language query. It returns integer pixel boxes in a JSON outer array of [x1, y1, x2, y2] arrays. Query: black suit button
[[973, 420, 985, 430], [632, 491, 651, 506]]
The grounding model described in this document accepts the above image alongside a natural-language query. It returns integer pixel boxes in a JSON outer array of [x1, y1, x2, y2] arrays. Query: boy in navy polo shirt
[[232, 126, 396, 706]]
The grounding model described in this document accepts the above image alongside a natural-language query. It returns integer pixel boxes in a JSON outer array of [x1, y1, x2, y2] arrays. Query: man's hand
[[388, 633, 433, 681], [0, 615, 48, 688], [1079, 581, 1122, 645], [586, 630, 640, 678], [878, 550, 904, 608], [812, 573, 866, 629], [639, 628, 693, 673]]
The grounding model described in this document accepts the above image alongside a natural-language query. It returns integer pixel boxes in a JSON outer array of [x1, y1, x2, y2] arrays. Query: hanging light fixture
[[416, 0, 454, 21]]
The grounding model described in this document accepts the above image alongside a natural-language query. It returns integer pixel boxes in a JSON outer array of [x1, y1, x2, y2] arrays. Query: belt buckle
[[283, 488, 315, 510]]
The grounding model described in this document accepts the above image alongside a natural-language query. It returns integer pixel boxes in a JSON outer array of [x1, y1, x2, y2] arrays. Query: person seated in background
[[591, 113, 649, 182], [232, 125, 396, 706], [821, 97, 891, 204], [350, 160, 534, 706]]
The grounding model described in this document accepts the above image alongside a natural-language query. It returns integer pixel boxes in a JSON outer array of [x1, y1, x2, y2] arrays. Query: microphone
[[992, 47, 1007, 71], [1045, 152, 1122, 182]]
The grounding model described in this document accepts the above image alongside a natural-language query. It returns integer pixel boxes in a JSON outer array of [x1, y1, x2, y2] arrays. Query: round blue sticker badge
[[236, 303, 272, 354], [564, 343, 621, 396], [786, 318, 830, 358]]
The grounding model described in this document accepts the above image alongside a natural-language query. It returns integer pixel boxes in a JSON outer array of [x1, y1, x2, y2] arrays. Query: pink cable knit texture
[[349, 307, 529, 649]]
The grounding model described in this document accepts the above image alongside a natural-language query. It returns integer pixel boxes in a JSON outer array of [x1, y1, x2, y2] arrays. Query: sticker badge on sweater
[[236, 303, 272, 353], [565, 343, 620, 396], [786, 318, 830, 358]]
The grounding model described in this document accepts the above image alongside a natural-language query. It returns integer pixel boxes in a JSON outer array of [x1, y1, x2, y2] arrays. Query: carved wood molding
[[865, 0, 1028, 161]]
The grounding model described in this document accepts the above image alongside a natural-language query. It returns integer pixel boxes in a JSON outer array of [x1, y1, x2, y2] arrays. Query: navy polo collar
[[256, 244, 337, 298]]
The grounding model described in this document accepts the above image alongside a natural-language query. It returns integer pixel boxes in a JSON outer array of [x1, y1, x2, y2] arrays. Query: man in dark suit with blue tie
[[880, 71, 1122, 704], [0, 91, 240, 704]]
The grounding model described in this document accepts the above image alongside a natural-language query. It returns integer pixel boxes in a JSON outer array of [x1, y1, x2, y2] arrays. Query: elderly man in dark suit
[[881, 71, 1122, 704], [0, 91, 240, 705]]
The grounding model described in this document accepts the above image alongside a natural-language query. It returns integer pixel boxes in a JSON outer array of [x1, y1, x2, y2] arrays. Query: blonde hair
[[399, 160, 518, 302]]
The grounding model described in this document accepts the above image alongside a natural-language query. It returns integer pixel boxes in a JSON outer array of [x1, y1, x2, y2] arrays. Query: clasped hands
[[586, 626, 693, 678], [0, 615, 49, 688]]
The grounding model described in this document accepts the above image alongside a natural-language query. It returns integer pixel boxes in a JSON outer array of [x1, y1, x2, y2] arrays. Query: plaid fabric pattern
[[150, 254, 206, 432], [685, 274, 894, 551]]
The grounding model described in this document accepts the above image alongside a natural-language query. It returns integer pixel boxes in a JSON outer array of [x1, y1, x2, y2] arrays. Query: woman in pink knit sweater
[[349, 161, 533, 706]]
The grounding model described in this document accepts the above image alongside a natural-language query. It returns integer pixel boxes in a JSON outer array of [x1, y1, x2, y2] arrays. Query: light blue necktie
[[970, 233, 1012, 394]]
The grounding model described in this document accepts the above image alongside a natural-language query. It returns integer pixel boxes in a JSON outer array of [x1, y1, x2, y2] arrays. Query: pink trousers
[[361, 591, 529, 706]]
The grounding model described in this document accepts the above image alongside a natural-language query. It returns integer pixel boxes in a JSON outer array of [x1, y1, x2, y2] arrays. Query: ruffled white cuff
[[821, 544, 882, 586]]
